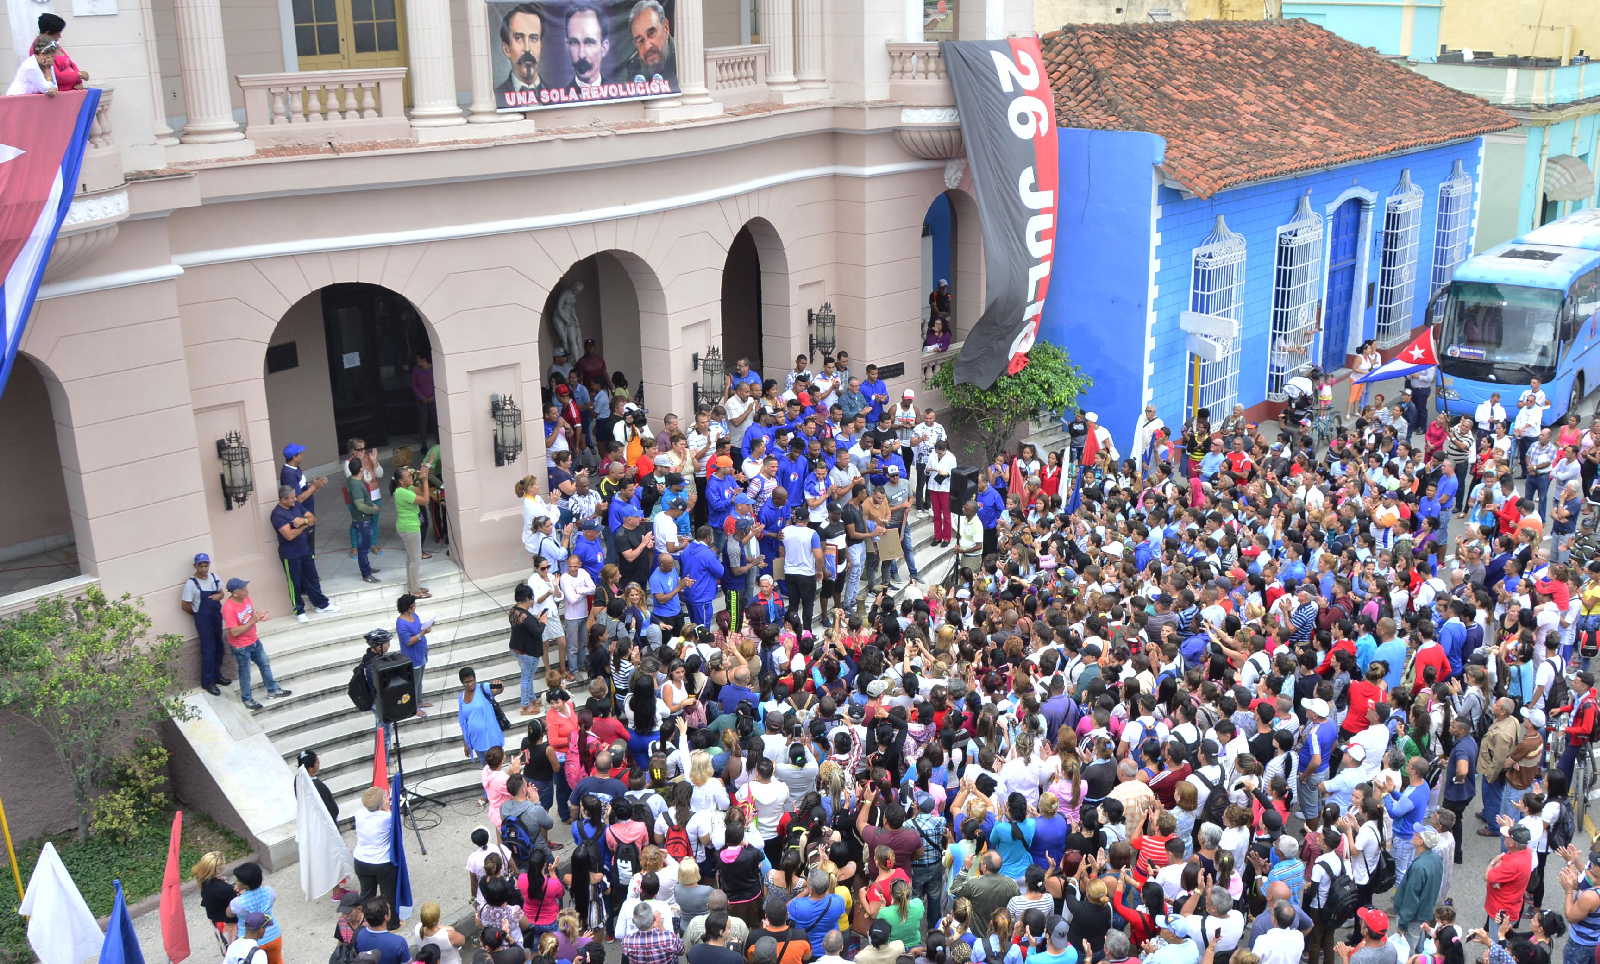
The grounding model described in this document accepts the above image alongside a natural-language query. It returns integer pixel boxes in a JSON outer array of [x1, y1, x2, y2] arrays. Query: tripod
[[388, 719, 448, 855]]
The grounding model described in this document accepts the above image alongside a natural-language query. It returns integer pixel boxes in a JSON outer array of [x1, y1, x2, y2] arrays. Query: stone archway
[[920, 189, 984, 342], [0, 353, 84, 598], [541, 249, 672, 417], [718, 217, 792, 383], [261, 282, 458, 596]]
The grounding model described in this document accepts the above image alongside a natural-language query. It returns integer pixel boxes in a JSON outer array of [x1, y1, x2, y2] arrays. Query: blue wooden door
[[1322, 198, 1362, 372]]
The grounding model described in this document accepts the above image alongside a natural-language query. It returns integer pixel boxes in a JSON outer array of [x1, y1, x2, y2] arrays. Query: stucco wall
[[263, 293, 340, 473], [0, 713, 80, 840], [1040, 128, 1164, 450], [1440, 0, 1595, 62]]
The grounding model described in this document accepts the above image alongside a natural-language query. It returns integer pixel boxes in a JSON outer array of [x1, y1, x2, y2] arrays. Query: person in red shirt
[[35, 14, 87, 90], [1496, 494, 1523, 537], [1342, 663, 1386, 735], [1411, 630, 1454, 689], [1224, 437, 1256, 479], [1484, 825, 1534, 924]]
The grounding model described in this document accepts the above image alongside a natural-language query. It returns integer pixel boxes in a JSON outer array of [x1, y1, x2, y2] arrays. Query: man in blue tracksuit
[[678, 525, 725, 628], [777, 442, 809, 511], [705, 456, 742, 551], [976, 474, 1006, 558], [1384, 757, 1433, 891]]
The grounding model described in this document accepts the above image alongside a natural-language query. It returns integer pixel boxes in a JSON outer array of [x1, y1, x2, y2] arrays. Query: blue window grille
[[1267, 193, 1324, 401], [1431, 160, 1474, 294], [1376, 170, 1424, 348], [1189, 215, 1246, 418]]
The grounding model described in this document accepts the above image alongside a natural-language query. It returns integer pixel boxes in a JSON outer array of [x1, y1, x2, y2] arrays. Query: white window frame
[[1189, 215, 1246, 419], [1376, 170, 1425, 348], [1267, 193, 1324, 401], [1431, 159, 1474, 295]]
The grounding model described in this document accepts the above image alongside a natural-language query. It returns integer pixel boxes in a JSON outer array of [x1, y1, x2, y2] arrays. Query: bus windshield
[[1437, 281, 1564, 381]]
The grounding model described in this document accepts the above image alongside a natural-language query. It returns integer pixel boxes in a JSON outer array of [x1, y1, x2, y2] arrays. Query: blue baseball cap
[[193, 552, 211, 564], [225, 577, 249, 592], [734, 494, 754, 506], [618, 504, 642, 520], [282, 443, 305, 460], [580, 517, 600, 530]]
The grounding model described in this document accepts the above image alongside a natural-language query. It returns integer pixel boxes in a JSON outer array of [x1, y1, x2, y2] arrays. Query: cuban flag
[[0, 88, 101, 398], [1355, 326, 1438, 384], [388, 769, 415, 920]]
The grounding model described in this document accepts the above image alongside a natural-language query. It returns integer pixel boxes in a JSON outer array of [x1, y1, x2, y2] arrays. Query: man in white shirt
[[1251, 901, 1306, 964], [1174, 887, 1246, 954], [725, 381, 757, 450], [926, 439, 958, 546], [1514, 380, 1550, 475], [780, 508, 822, 627], [909, 409, 948, 510], [653, 499, 688, 554], [1475, 392, 1507, 438]]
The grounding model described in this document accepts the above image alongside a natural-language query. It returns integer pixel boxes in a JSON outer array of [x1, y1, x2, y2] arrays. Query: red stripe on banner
[[0, 91, 86, 284], [1003, 37, 1059, 377]]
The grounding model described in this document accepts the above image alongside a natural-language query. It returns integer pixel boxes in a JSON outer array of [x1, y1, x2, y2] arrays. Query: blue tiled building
[[1035, 20, 1514, 451]]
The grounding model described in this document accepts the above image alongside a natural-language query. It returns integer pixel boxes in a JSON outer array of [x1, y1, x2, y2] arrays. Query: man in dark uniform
[[181, 552, 230, 695], [272, 484, 336, 623], [279, 442, 327, 553]]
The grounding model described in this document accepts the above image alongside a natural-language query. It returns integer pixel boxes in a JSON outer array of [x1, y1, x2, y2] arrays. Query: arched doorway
[[721, 226, 765, 376], [718, 219, 791, 384], [0, 353, 82, 598], [262, 283, 456, 595], [920, 190, 984, 343], [542, 250, 674, 418]]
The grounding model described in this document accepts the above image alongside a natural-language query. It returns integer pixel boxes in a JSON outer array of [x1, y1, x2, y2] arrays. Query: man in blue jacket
[[573, 518, 607, 583], [678, 525, 726, 628], [1439, 599, 1468, 678], [776, 441, 809, 510], [706, 455, 742, 549], [976, 474, 1006, 557]]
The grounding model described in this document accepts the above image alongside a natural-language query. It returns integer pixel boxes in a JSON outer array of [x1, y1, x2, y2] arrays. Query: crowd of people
[[207, 346, 1600, 964]]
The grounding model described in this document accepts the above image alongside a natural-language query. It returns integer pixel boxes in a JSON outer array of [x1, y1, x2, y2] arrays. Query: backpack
[[1196, 767, 1229, 829], [1318, 853, 1361, 925], [347, 663, 375, 712], [571, 820, 604, 879], [327, 943, 357, 964], [612, 839, 641, 888], [664, 822, 693, 862], [1544, 658, 1571, 712], [500, 815, 535, 869], [1550, 798, 1577, 852], [1363, 819, 1397, 893]]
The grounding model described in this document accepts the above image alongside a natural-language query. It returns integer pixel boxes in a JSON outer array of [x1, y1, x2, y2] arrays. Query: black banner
[[941, 39, 1060, 388]]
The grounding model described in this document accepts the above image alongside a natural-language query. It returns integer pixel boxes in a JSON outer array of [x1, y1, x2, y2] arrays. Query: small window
[[1375, 170, 1424, 348], [1267, 193, 1324, 401]]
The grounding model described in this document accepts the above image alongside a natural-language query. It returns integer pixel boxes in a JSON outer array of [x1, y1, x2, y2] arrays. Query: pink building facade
[[0, 0, 1023, 837]]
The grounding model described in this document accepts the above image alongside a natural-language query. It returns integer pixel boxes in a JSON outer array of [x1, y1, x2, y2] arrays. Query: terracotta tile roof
[[1040, 19, 1516, 198]]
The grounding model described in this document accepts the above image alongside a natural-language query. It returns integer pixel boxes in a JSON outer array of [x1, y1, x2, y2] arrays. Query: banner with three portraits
[[485, 0, 682, 111]]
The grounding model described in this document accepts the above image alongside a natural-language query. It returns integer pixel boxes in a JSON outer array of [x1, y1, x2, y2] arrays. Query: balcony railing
[[887, 42, 953, 107], [705, 44, 770, 104], [237, 67, 411, 147]]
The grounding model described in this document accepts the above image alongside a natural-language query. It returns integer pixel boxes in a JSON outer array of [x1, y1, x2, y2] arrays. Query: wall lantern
[[693, 345, 724, 411], [808, 302, 836, 358], [215, 431, 254, 511], [491, 393, 524, 467]]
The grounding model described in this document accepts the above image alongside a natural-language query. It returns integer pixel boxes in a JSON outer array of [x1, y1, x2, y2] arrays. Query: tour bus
[[1436, 208, 1600, 424]]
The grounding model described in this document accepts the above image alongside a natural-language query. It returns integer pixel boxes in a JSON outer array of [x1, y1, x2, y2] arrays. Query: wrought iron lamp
[[808, 302, 836, 358], [491, 393, 524, 467], [693, 345, 724, 411], [215, 431, 254, 511]]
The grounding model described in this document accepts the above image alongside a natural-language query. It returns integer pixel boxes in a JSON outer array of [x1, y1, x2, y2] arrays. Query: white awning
[[1545, 154, 1596, 203]]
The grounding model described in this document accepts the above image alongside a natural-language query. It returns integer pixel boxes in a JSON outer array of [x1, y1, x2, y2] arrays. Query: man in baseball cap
[[182, 551, 231, 695]]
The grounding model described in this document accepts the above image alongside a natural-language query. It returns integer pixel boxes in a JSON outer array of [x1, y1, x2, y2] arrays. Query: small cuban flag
[[0, 88, 101, 398], [1355, 326, 1438, 384]]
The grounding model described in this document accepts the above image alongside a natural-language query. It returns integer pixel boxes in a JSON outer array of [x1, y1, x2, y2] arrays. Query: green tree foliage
[[0, 587, 192, 840], [929, 342, 1092, 464]]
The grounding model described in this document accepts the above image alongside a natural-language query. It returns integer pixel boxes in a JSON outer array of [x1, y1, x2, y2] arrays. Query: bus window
[[1575, 269, 1600, 322]]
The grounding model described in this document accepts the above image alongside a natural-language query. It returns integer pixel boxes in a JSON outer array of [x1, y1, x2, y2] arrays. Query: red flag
[[160, 810, 190, 963], [373, 726, 390, 791], [1007, 458, 1026, 496], [1082, 422, 1101, 468]]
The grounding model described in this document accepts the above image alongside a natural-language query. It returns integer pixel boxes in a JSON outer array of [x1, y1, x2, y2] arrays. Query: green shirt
[[395, 486, 421, 533], [876, 897, 925, 948]]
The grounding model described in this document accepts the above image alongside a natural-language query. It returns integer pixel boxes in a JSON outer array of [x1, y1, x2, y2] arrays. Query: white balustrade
[[237, 68, 412, 147]]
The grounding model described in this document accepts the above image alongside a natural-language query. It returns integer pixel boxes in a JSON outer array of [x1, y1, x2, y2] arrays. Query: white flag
[[18, 842, 103, 964], [296, 766, 354, 901]]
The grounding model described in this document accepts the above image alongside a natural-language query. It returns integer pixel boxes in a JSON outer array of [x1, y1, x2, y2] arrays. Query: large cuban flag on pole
[[1355, 326, 1438, 384], [0, 87, 101, 399]]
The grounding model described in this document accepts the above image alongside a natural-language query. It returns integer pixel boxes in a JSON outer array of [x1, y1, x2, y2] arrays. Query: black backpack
[[1551, 798, 1577, 852], [1318, 853, 1361, 925], [347, 663, 375, 712], [1196, 767, 1229, 828], [613, 839, 641, 888], [1545, 658, 1571, 713]]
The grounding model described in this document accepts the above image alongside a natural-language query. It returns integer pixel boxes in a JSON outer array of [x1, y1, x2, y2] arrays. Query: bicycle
[[1547, 711, 1600, 832]]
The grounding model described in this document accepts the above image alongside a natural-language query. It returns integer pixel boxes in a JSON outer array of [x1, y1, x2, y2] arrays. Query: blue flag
[[389, 773, 414, 920], [1065, 468, 1083, 515], [98, 879, 144, 964]]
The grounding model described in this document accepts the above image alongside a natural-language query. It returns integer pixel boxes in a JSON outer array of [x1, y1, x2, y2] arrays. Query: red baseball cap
[[1356, 908, 1388, 935]]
